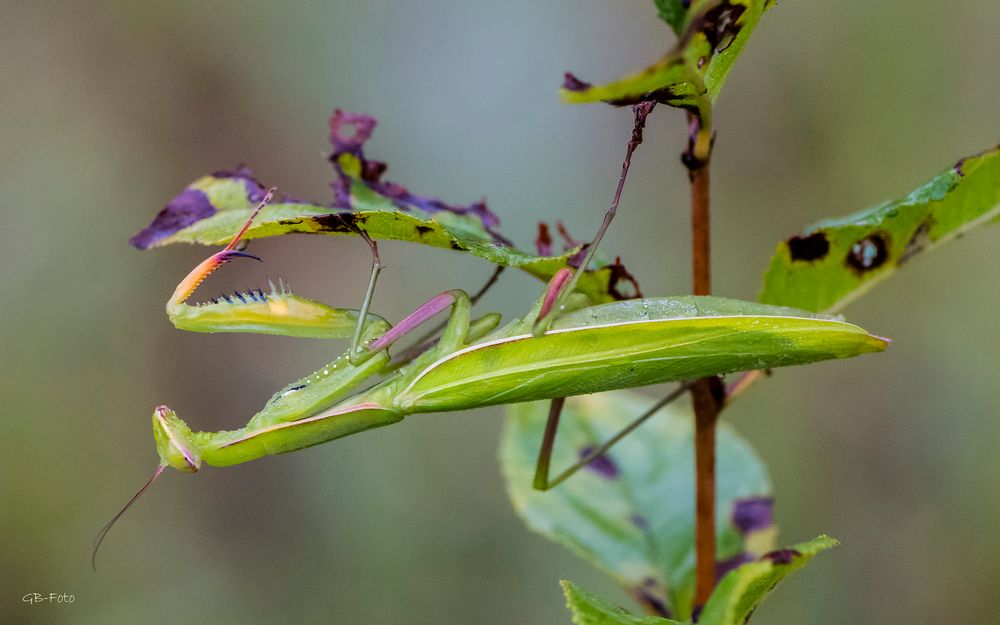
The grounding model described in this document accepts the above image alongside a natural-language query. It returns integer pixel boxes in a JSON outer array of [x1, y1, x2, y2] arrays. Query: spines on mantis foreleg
[[163, 187, 389, 339], [169, 281, 389, 339], [167, 187, 274, 308]]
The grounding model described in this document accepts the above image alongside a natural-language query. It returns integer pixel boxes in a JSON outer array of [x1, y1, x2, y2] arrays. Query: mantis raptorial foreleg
[[166, 189, 392, 341]]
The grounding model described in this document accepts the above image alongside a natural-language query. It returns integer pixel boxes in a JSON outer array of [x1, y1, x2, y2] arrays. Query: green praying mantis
[[92, 195, 887, 567], [93, 109, 889, 570]]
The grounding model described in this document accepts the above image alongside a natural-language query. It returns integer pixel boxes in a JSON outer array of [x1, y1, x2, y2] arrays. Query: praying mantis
[[92, 193, 887, 567], [94, 106, 888, 569]]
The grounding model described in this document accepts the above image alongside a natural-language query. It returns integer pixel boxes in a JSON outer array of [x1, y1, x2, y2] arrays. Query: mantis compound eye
[[152, 406, 202, 473]]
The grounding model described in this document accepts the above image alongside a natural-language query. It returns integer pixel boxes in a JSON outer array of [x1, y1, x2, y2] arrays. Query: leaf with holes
[[130, 110, 640, 304], [501, 389, 778, 621], [561, 0, 773, 113], [760, 145, 1000, 313], [560, 537, 836, 625]]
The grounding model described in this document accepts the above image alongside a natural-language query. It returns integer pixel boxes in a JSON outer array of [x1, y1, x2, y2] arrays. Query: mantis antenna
[[92, 465, 165, 571], [95, 190, 277, 570], [529, 100, 688, 492]]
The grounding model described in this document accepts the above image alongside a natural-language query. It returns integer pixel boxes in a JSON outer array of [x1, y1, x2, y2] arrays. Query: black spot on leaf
[[308, 213, 368, 234], [846, 233, 889, 273], [698, 2, 747, 54], [607, 257, 643, 300], [787, 232, 830, 262], [899, 220, 932, 265]]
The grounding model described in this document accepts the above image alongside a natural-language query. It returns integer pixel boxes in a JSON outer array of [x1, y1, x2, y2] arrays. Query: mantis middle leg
[[532, 383, 691, 491]]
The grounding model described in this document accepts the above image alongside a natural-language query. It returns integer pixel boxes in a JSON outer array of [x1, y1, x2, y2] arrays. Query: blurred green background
[[2, 2, 998, 623]]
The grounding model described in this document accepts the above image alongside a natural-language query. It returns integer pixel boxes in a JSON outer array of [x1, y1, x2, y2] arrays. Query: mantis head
[[152, 406, 201, 473]]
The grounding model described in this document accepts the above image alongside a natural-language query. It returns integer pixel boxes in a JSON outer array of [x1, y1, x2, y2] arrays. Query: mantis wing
[[398, 297, 887, 411]]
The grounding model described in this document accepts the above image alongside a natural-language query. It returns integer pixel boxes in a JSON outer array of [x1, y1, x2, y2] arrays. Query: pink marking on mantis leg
[[366, 292, 457, 354], [223, 187, 275, 251], [168, 188, 275, 305], [537, 268, 573, 321]]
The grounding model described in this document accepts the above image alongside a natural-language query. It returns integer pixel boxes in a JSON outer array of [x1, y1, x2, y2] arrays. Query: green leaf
[[560, 537, 835, 625], [698, 536, 838, 625], [561, 1, 773, 111], [760, 145, 1000, 312], [501, 389, 777, 620], [131, 111, 640, 304], [562, 580, 681, 625], [652, 0, 688, 34]]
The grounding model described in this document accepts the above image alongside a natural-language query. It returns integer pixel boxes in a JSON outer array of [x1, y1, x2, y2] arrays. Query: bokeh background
[[2, 2, 998, 623]]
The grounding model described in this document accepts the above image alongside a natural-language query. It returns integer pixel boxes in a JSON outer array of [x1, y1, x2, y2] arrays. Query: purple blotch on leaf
[[716, 553, 754, 581], [130, 188, 215, 250], [326, 109, 508, 243], [562, 72, 592, 92], [761, 548, 800, 566], [329, 109, 378, 155], [731, 496, 774, 535], [211, 166, 268, 202], [535, 222, 553, 256], [630, 513, 648, 529], [578, 445, 618, 478], [131, 167, 270, 250]]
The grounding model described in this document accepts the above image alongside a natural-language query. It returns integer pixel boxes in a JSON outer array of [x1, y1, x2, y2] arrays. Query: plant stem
[[690, 165, 711, 298], [691, 376, 719, 608], [686, 114, 719, 610]]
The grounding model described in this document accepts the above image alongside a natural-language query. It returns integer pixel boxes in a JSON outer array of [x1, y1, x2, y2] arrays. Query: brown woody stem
[[685, 112, 719, 610]]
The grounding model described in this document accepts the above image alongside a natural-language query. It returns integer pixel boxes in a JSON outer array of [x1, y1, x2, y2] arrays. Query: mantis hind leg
[[531, 383, 691, 491]]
